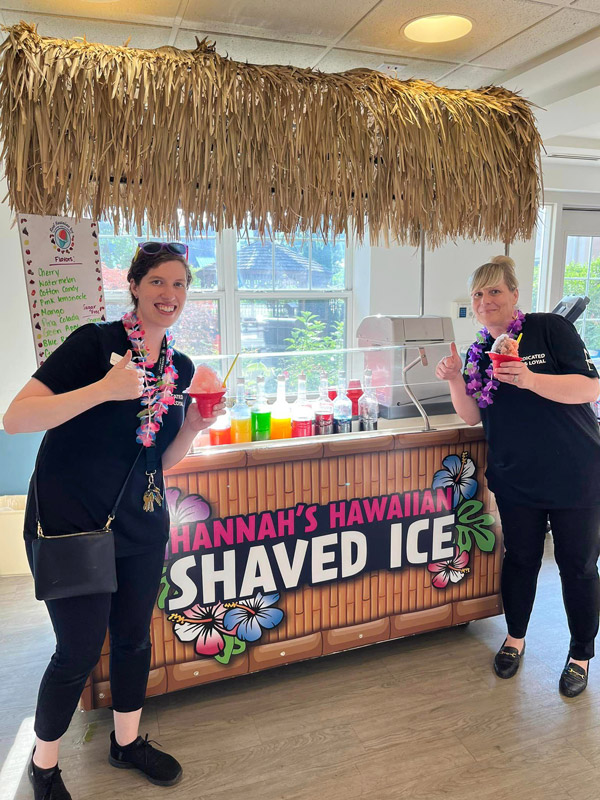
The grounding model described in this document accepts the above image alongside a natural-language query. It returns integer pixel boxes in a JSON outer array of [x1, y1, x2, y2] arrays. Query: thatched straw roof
[[0, 21, 542, 246]]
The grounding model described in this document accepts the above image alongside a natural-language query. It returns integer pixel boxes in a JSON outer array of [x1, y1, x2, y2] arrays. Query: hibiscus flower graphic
[[428, 547, 470, 590], [169, 602, 234, 656], [166, 487, 211, 525], [223, 592, 284, 642], [432, 452, 478, 508]]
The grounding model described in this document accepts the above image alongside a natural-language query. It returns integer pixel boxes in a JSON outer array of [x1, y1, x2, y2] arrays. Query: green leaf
[[214, 635, 247, 665], [455, 525, 473, 554], [157, 567, 170, 610], [472, 526, 496, 553], [455, 500, 496, 554]]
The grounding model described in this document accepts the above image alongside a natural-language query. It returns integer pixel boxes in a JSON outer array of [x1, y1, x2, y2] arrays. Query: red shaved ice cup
[[489, 352, 521, 375], [189, 389, 226, 418]]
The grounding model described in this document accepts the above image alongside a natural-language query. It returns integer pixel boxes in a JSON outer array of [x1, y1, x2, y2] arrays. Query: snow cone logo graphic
[[49, 222, 75, 253]]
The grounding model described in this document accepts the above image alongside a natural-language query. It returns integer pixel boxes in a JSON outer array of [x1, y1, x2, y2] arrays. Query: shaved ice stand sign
[[82, 428, 503, 709], [18, 214, 105, 366]]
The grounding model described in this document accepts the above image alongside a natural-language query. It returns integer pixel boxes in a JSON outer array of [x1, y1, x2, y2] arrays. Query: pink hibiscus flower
[[171, 602, 236, 656], [428, 547, 470, 589]]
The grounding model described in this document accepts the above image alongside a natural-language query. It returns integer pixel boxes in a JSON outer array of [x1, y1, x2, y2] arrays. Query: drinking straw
[[516, 333, 523, 344], [222, 353, 240, 387]]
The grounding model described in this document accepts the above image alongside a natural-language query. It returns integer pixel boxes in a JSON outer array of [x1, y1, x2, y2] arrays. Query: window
[[100, 223, 351, 364], [99, 221, 222, 357], [563, 235, 600, 355]]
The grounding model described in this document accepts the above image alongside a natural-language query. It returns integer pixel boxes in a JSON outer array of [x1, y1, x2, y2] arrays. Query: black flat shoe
[[28, 752, 72, 800], [109, 731, 182, 787], [493, 639, 525, 679], [559, 658, 589, 698]]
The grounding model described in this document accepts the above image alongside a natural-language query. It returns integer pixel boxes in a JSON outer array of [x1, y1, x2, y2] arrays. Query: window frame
[[101, 227, 353, 357]]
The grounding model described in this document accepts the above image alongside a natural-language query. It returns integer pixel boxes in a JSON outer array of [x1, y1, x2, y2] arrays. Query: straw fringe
[[0, 21, 542, 245]]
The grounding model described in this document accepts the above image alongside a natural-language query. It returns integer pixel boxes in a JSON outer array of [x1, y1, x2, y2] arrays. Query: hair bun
[[490, 255, 515, 269]]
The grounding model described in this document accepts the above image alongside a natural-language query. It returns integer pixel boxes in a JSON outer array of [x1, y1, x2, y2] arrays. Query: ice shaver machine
[[357, 315, 456, 426]]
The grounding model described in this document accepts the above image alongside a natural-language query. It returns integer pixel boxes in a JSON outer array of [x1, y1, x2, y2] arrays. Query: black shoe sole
[[108, 755, 183, 787]]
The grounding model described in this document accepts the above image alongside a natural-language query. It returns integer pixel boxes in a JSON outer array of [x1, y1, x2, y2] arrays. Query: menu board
[[18, 214, 106, 365]]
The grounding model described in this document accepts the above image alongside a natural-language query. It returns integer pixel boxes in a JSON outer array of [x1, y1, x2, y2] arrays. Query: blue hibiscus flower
[[432, 453, 478, 508], [223, 592, 284, 642]]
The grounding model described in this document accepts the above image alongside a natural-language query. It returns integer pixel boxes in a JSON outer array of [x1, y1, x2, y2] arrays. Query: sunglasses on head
[[134, 241, 189, 260]]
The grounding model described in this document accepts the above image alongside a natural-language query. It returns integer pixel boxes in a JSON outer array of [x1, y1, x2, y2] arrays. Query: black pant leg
[[34, 591, 112, 741], [108, 546, 166, 713], [495, 498, 548, 640], [550, 507, 600, 661]]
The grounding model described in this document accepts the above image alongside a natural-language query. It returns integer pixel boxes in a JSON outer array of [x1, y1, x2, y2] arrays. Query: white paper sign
[[17, 214, 106, 366]]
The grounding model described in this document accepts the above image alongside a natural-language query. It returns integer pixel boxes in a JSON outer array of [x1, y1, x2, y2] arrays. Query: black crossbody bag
[[31, 339, 168, 601], [31, 447, 143, 601]]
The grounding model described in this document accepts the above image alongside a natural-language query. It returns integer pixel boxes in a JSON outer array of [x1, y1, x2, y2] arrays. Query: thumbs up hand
[[435, 342, 463, 382], [100, 350, 144, 401]]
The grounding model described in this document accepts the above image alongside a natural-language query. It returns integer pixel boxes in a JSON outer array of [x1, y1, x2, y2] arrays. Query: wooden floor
[[2, 538, 600, 800]]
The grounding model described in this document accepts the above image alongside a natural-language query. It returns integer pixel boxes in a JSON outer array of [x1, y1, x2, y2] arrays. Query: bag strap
[[34, 444, 144, 535]]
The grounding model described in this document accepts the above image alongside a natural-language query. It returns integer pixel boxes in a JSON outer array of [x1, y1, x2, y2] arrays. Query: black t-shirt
[[24, 321, 194, 556], [464, 313, 600, 508]]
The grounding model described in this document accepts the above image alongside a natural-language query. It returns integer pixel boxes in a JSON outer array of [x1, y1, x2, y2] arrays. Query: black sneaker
[[559, 658, 589, 698], [493, 639, 525, 679], [28, 753, 72, 800], [109, 731, 182, 786]]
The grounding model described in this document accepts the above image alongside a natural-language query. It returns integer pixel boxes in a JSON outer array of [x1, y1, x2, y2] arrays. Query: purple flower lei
[[465, 310, 525, 408], [122, 311, 179, 447]]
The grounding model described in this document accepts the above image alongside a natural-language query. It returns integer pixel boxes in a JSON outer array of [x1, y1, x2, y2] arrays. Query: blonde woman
[[436, 255, 600, 697]]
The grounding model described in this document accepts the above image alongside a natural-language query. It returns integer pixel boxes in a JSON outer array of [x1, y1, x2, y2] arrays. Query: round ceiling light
[[403, 14, 473, 43]]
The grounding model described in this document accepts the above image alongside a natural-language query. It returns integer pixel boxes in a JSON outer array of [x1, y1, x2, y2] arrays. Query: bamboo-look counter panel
[[83, 425, 501, 710]]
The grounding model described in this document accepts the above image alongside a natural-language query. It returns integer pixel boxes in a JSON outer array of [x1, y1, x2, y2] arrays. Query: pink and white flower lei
[[122, 311, 179, 447]]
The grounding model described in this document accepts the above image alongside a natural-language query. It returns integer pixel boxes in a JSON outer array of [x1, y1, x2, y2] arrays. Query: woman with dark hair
[[4, 242, 225, 800], [436, 255, 600, 699]]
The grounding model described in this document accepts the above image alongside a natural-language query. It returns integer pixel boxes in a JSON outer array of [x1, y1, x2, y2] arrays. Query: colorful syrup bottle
[[358, 369, 379, 431], [333, 372, 352, 434], [270, 374, 292, 439], [291, 373, 314, 437], [251, 375, 271, 441], [314, 372, 334, 435], [209, 400, 231, 446], [347, 378, 363, 417], [230, 378, 252, 443]]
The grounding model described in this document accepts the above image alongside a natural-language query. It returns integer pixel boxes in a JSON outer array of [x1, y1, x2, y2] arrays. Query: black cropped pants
[[496, 498, 600, 661], [27, 543, 165, 742]]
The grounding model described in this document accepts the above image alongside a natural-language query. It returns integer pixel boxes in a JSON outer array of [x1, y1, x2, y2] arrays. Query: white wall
[[368, 237, 536, 344], [0, 182, 37, 415]]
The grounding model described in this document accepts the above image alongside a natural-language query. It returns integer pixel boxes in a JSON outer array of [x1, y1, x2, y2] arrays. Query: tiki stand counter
[[82, 425, 501, 710]]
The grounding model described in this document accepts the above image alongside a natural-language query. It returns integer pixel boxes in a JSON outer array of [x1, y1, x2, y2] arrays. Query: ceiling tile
[[1, 0, 180, 28], [571, 0, 600, 11], [475, 7, 600, 68], [440, 65, 505, 89], [338, 0, 553, 63], [175, 29, 326, 68], [180, 0, 374, 45], [1, 11, 172, 48], [313, 48, 455, 80]]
